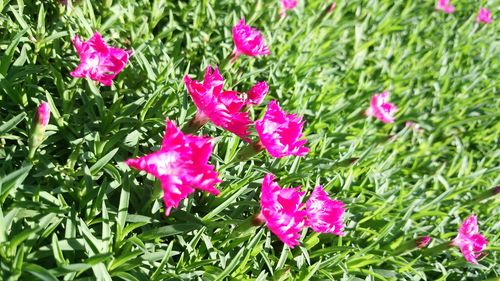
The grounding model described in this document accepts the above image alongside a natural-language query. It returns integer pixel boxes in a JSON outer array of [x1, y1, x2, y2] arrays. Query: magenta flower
[[305, 186, 345, 235], [37, 102, 50, 127], [232, 19, 270, 60], [71, 32, 130, 86], [184, 66, 252, 141], [280, 0, 297, 10], [416, 236, 431, 249], [126, 120, 221, 216], [255, 100, 309, 158], [366, 91, 397, 124], [476, 8, 492, 24], [451, 215, 488, 264], [436, 0, 454, 14], [246, 81, 269, 106], [260, 174, 307, 248]]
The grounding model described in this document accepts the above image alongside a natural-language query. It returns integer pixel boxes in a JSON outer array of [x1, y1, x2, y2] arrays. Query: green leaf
[[0, 29, 27, 76], [0, 112, 26, 136], [0, 165, 32, 204], [138, 224, 202, 241], [23, 263, 58, 281], [89, 148, 118, 176]]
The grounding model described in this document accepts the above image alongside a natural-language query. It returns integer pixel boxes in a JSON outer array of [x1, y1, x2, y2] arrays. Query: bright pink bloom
[[417, 236, 431, 249], [366, 91, 398, 124], [126, 120, 221, 216], [255, 100, 309, 158], [37, 102, 50, 126], [260, 174, 307, 248], [451, 215, 488, 264], [305, 186, 345, 235], [280, 0, 297, 10], [436, 0, 454, 14], [232, 19, 270, 59], [246, 81, 269, 106], [71, 32, 130, 86], [184, 66, 252, 141], [476, 8, 492, 24]]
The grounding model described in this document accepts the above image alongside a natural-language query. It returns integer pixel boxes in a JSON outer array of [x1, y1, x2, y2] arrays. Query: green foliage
[[0, 0, 498, 280]]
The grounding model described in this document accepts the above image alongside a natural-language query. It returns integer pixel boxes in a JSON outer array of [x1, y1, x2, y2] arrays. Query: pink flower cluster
[[232, 19, 270, 60], [280, 0, 298, 11], [57, 3, 493, 267], [259, 174, 345, 248], [436, 1, 493, 25], [477, 8, 492, 24], [71, 32, 130, 86], [255, 101, 309, 158], [184, 66, 309, 159], [436, 0, 455, 14], [184, 66, 258, 141], [452, 215, 488, 264], [126, 120, 221, 216], [366, 91, 397, 124]]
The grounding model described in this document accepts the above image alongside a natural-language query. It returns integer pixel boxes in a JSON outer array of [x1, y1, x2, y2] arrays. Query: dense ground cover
[[0, 0, 498, 280]]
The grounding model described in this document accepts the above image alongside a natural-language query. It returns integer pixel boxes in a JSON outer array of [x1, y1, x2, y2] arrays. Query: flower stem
[[230, 52, 239, 64], [422, 242, 452, 256], [228, 213, 262, 240], [28, 124, 46, 161], [465, 186, 499, 205], [182, 113, 208, 134], [234, 140, 265, 162], [392, 236, 431, 255], [312, 2, 336, 26], [392, 240, 419, 255]]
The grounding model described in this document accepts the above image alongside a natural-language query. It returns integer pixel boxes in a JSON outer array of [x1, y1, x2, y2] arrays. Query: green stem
[[182, 113, 208, 134], [28, 124, 45, 160], [311, 2, 336, 27], [392, 240, 419, 255], [234, 140, 264, 162], [227, 213, 262, 240], [422, 242, 452, 256], [465, 187, 499, 205]]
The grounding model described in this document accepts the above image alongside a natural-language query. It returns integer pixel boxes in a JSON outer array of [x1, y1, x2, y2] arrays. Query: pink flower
[[366, 91, 398, 124], [305, 186, 345, 235], [260, 174, 307, 248], [329, 2, 337, 13], [436, 0, 454, 14], [255, 100, 309, 158], [184, 66, 252, 141], [451, 215, 488, 264], [126, 120, 221, 216], [232, 19, 270, 60], [71, 32, 130, 86], [417, 236, 431, 249], [37, 102, 50, 127], [476, 8, 492, 24], [245, 81, 269, 106], [280, 0, 297, 10]]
